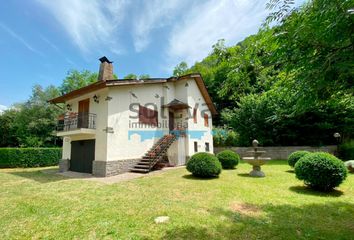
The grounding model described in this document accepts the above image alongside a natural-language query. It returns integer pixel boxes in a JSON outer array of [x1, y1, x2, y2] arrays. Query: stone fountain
[[242, 139, 271, 177]]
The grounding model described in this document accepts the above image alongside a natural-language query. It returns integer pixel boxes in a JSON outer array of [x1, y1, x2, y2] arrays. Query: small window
[[204, 113, 209, 127], [194, 141, 198, 153], [139, 105, 158, 125], [193, 108, 197, 123], [205, 142, 210, 152]]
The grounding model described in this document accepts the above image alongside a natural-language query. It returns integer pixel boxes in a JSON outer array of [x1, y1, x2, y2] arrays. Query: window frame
[[205, 142, 210, 152], [204, 113, 209, 127]]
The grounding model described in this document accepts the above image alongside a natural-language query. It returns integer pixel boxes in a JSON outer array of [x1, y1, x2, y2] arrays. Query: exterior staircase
[[130, 134, 176, 173]]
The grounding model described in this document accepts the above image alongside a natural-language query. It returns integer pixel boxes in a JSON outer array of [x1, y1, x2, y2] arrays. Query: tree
[[0, 84, 62, 147], [139, 74, 150, 79], [60, 70, 98, 94], [124, 73, 138, 79], [173, 61, 188, 76]]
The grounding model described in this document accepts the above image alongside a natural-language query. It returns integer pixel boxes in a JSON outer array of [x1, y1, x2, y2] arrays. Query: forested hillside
[[0, 0, 352, 148], [173, 0, 354, 146]]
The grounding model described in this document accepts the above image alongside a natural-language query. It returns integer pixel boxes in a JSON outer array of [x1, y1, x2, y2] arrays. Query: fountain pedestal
[[242, 140, 271, 177]]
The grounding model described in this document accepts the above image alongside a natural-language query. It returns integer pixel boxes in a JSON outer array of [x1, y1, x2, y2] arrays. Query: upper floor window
[[139, 105, 158, 125], [193, 108, 197, 123], [204, 113, 209, 127]]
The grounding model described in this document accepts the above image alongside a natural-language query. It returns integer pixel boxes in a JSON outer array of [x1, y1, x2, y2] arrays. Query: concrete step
[[130, 168, 149, 173], [133, 165, 150, 169]]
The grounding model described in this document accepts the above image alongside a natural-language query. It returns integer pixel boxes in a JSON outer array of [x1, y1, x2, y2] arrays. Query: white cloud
[[166, 0, 269, 67], [0, 22, 44, 56], [132, 0, 188, 52], [37, 0, 129, 54], [0, 104, 7, 114]]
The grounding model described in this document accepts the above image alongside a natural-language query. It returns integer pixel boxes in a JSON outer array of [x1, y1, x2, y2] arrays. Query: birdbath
[[242, 139, 271, 177]]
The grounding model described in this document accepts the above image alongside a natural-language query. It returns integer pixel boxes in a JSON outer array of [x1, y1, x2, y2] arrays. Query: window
[[204, 113, 209, 127], [193, 108, 197, 123], [194, 141, 198, 153], [139, 105, 158, 125], [205, 142, 210, 152]]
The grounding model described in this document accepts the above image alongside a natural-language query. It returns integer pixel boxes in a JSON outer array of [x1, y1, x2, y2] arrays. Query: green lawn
[[0, 161, 353, 240]]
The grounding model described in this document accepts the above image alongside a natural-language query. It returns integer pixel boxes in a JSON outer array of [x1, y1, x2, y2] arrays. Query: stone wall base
[[92, 159, 140, 177], [214, 145, 337, 160], [59, 159, 70, 172]]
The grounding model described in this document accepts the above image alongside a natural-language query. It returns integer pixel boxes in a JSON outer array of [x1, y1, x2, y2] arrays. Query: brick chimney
[[98, 56, 113, 81]]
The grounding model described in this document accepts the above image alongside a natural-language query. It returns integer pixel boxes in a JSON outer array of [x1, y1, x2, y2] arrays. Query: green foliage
[[269, 0, 354, 111], [139, 74, 150, 79], [0, 148, 61, 168], [288, 151, 311, 168], [176, 0, 354, 145], [295, 152, 348, 191], [60, 70, 98, 94], [344, 160, 354, 173], [186, 152, 222, 177], [338, 140, 354, 161], [216, 150, 240, 169], [0, 85, 62, 147], [173, 61, 189, 77], [213, 128, 239, 147], [124, 73, 138, 79]]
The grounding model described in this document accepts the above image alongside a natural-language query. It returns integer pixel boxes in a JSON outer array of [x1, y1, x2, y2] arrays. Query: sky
[[0, 0, 305, 109]]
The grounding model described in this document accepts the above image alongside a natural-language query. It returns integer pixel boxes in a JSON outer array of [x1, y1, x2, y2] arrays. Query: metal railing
[[57, 112, 96, 132]]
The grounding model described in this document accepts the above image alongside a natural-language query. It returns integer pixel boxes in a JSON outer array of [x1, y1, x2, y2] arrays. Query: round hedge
[[288, 151, 311, 168], [186, 152, 222, 177], [216, 150, 240, 169], [294, 152, 348, 191]]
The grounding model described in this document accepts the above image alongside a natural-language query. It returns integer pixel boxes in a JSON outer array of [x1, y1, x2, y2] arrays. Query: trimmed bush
[[186, 152, 222, 177], [295, 152, 347, 191], [338, 140, 354, 160], [288, 151, 311, 168], [216, 150, 240, 169], [0, 148, 61, 168], [344, 160, 354, 173]]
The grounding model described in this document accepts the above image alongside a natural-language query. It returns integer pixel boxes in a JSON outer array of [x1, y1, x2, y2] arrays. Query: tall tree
[[60, 70, 98, 94]]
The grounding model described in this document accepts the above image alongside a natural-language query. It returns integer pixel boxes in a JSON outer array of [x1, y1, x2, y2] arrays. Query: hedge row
[[0, 148, 62, 168]]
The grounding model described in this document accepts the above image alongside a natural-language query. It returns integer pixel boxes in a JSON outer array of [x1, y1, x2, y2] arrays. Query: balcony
[[56, 112, 97, 136]]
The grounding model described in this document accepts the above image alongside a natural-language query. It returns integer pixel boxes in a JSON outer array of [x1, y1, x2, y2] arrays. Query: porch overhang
[[162, 98, 191, 110]]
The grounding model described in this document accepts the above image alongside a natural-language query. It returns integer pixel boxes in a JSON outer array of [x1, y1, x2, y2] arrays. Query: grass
[[0, 160, 353, 239]]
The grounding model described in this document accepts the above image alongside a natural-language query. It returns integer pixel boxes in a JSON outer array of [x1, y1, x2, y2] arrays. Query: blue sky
[[0, 0, 305, 109]]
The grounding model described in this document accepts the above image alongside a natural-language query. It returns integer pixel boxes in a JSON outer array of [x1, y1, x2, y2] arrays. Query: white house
[[50, 57, 217, 177]]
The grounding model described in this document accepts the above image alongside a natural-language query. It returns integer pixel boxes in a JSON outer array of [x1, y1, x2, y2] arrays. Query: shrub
[[0, 148, 61, 168], [338, 140, 354, 160], [344, 160, 354, 173], [295, 152, 347, 191], [186, 152, 222, 177], [288, 151, 311, 168], [216, 150, 240, 169], [212, 128, 239, 147]]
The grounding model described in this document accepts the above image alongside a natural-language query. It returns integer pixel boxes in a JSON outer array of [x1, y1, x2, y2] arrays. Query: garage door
[[70, 140, 95, 173]]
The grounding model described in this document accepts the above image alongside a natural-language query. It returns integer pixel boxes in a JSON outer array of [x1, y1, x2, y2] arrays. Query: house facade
[[50, 57, 217, 177]]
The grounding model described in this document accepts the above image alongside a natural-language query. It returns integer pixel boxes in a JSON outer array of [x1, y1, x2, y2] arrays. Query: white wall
[[185, 78, 214, 157], [106, 83, 168, 161], [61, 88, 109, 161]]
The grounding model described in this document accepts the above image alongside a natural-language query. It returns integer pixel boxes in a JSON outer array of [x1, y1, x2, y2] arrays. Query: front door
[[70, 140, 95, 173], [78, 99, 90, 128], [169, 111, 174, 131]]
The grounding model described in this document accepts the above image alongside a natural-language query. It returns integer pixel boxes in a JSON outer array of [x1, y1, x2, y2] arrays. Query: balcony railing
[[57, 112, 96, 132]]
